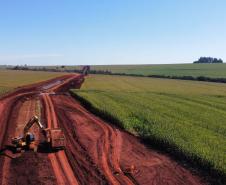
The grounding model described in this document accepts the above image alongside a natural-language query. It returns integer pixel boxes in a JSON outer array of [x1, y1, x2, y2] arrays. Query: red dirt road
[[0, 74, 205, 185]]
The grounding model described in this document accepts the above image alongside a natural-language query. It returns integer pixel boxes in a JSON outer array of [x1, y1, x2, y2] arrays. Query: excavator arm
[[82, 65, 90, 76], [23, 116, 44, 136]]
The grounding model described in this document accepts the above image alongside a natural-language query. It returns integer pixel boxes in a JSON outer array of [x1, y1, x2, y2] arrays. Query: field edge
[[69, 90, 226, 185]]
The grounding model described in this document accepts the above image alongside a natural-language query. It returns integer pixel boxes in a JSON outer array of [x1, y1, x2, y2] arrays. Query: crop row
[[72, 74, 226, 183]]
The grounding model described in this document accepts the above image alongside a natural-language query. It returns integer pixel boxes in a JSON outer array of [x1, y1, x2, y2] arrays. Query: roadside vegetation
[[0, 69, 65, 96], [72, 74, 226, 182]]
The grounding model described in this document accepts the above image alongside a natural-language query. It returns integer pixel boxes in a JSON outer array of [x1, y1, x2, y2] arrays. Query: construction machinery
[[81, 65, 90, 76], [11, 115, 65, 152]]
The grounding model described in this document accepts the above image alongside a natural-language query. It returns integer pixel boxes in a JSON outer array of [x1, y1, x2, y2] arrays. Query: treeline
[[194, 57, 223, 64], [9, 65, 81, 73], [9, 65, 113, 74]]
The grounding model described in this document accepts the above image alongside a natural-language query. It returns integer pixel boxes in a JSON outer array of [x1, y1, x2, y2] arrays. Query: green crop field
[[0, 70, 65, 96], [20, 63, 226, 79], [89, 63, 226, 78], [72, 74, 226, 179]]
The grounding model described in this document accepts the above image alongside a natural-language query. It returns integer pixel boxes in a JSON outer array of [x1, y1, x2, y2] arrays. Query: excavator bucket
[[49, 128, 65, 148]]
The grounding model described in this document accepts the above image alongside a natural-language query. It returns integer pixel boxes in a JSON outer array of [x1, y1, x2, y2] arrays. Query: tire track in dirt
[[52, 100, 125, 184], [51, 107, 109, 184], [52, 95, 204, 185], [42, 93, 79, 185]]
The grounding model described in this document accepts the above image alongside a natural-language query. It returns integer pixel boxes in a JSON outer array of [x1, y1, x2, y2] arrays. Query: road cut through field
[[0, 73, 205, 185]]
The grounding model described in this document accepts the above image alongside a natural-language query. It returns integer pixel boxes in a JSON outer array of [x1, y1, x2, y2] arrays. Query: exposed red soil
[[52, 94, 204, 185], [0, 74, 205, 185]]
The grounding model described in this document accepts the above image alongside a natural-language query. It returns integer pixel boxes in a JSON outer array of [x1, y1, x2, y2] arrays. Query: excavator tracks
[[42, 93, 78, 185]]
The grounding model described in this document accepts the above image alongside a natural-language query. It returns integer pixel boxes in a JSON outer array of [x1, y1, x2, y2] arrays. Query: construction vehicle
[[11, 116, 65, 153], [81, 65, 90, 76]]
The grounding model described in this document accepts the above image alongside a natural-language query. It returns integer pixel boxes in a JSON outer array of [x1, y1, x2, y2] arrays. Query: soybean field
[[72, 74, 226, 178]]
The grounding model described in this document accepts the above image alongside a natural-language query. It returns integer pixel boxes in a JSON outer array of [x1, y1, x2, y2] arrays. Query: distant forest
[[194, 57, 223, 64]]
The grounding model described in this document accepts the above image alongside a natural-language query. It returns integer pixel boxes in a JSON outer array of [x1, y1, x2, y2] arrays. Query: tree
[[194, 57, 223, 64]]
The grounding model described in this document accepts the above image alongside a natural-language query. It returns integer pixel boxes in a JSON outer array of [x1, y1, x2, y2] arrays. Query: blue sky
[[0, 0, 225, 65]]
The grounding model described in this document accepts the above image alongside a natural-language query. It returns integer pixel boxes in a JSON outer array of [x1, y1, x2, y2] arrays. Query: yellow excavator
[[11, 116, 65, 153]]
